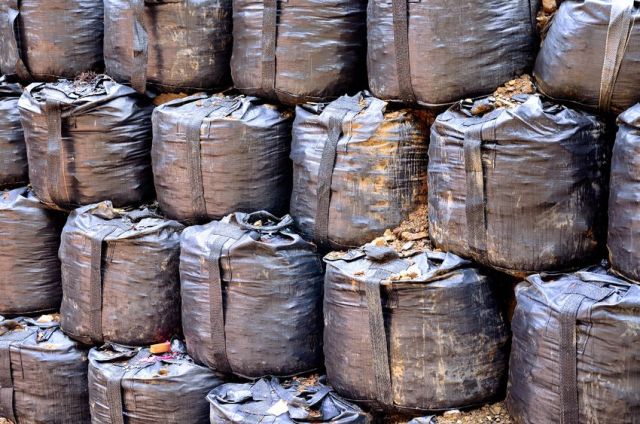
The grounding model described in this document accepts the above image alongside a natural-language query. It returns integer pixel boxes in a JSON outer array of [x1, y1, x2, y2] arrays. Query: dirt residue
[[537, 0, 559, 39], [369, 205, 429, 256], [153, 92, 189, 106], [436, 403, 512, 424], [491, 74, 536, 108], [0, 418, 13, 424]]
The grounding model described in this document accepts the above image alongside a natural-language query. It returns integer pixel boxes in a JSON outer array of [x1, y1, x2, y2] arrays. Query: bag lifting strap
[[463, 122, 494, 260], [391, 0, 415, 103], [206, 224, 246, 375], [0, 329, 35, 423], [556, 283, 614, 424], [88, 226, 120, 344], [313, 98, 361, 250], [261, 0, 278, 97], [1, 0, 30, 80], [130, 0, 149, 93], [363, 269, 393, 406], [599, 0, 635, 112], [104, 348, 150, 424], [44, 98, 71, 207], [185, 99, 243, 222]]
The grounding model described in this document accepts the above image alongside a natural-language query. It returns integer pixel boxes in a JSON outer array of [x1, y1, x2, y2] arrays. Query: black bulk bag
[[609, 104, 640, 281], [428, 95, 607, 275], [323, 247, 509, 412], [231, 0, 367, 105], [506, 268, 640, 423], [0, 0, 103, 81], [19, 76, 154, 211], [180, 211, 324, 378], [60, 202, 184, 346], [104, 0, 232, 93], [152, 94, 292, 223], [0, 316, 90, 424], [88, 341, 223, 424], [534, 0, 640, 114], [290, 91, 429, 251], [208, 377, 372, 423], [0, 187, 65, 316], [367, 0, 539, 106], [0, 77, 27, 189]]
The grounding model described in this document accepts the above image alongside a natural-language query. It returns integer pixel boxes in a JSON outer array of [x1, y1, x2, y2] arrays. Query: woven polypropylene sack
[[367, 0, 539, 106], [506, 268, 640, 423], [0, 77, 27, 189], [231, 0, 367, 105], [290, 91, 430, 252], [0, 317, 90, 424], [428, 95, 607, 275], [180, 211, 324, 378], [608, 104, 640, 281], [19, 76, 154, 210], [152, 94, 292, 223], [534, 0, 640, 114], [104, 0, 232, 93], [208, 377, 372, 423], [0, 187, 65, 316], [60, 202, 184, 346], [88, 342, 223, 424], [0, 0, 103, 81], [323, 247, 510, 412]]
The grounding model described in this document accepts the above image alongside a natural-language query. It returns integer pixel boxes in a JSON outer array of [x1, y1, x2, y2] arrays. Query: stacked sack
[[3, 0, 640, 423]]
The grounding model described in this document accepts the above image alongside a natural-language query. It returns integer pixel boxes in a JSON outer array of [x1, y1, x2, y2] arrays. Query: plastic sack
[[180, 211, 324, 378], [60, 202, 183, 346], [152, 94, 292, 223], [0, 77, 27, 189]]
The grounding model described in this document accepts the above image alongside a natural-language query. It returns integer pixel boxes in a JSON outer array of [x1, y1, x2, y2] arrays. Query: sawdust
[[436, 403, 513, 424], [491, 74, 536, 108], [0, 418, 13, 424], [153, 92, 189, 106]]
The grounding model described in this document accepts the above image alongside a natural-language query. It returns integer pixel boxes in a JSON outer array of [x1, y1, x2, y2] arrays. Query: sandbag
[[0, 0, 103, 81], [60, 202, 183, 346], [104, 0, 232, 93], [506, 268, 640, 424], [88, 341, 223, 424], [208, 377, 372, 423], [534, 0, 640, 114], [428, 94, 607, 275], [367, 0, 539, 106], [0, 77, 27, 189], [180, 211, 324, 378], [323, 247, 509, 412], [0, 187, 65, 316], [19, 76, 154, 211], [608, 104, 640, 281], [231, 0, 367, 105], [0, 316, 90, 424], [290, 91, 429, 251], [152, 94, 292, 223]]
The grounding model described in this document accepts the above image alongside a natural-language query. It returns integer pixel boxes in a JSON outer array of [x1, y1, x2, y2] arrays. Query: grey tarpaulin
[[609, 104, 640, 281], [290, 91, 430, 252], [428, 95, 607, 276], [0, 187, 65, 316], [88, 341, 223, 424], [323, 247, 509, 412], [18, 76, 154, 211], [506, 268, 640, 423], [208, 377, 372, 423], [180, 211, 324, 378], [104, 0, 232, 93], [0, 317, 90, 424], [0, 0, 103, 81], [60, 202, 184, 346], [0, 77, 27, 189], [535, 0, 640, 114], [367, 0, 539, 106], [152, 93, 292, 224], [231, 0, 367, 105]]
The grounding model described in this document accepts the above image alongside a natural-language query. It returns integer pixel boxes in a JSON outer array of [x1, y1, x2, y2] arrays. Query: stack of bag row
[[1, 0, 640, 423]]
